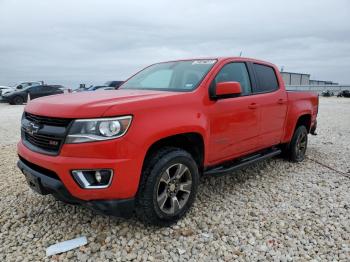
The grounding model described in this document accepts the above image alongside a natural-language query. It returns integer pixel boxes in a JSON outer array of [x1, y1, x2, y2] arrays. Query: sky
[[0, 0, 349, 88]]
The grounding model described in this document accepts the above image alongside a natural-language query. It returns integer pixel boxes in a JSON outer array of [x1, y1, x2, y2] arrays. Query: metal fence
[[286, 85, 350, 94]]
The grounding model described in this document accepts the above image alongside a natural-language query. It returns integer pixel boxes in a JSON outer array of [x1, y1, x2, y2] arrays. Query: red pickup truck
[[17, 57, 318, 225]]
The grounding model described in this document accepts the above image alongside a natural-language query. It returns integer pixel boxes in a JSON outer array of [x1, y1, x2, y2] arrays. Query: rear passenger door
[[251, 63, 287, 148]]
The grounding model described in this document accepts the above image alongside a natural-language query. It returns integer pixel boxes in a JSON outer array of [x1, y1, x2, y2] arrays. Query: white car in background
[[0, 85, 15, 96]]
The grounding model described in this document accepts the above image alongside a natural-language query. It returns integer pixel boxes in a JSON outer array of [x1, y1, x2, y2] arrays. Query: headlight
[[66, 116, 132, 143]]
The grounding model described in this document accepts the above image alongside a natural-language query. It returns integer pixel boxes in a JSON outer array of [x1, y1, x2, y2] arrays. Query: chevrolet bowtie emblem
[[26, 122, 40, 135]]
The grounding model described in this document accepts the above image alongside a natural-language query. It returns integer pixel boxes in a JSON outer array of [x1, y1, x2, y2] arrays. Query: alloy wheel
[[296, 131, 307, 159], [156, 163, 192, 215]]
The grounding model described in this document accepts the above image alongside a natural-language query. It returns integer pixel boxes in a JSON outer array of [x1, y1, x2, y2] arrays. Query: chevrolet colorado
[[17, 57, 318, 225]]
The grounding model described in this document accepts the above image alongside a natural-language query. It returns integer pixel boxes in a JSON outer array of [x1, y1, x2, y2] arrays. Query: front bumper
[[17, 139, 145, 201], [17, 158, 135, 217]]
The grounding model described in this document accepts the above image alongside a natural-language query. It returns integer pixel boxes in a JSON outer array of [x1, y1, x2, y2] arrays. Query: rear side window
[[214, 62, 252, 95], [253, 63, 279, 93]]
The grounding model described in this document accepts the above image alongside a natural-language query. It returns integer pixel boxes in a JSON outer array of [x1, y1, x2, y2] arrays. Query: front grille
[[24, 132, 62, 153], [25, 112, 71, 127], [22, 113, 72, 155]]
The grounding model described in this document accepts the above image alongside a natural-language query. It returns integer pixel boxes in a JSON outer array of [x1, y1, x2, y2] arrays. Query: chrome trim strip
[[71, 169, 114, 189]]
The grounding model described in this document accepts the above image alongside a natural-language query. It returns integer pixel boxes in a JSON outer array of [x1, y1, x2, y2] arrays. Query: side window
[[253, 64, 279, 93], [215, 63, 252, 95]]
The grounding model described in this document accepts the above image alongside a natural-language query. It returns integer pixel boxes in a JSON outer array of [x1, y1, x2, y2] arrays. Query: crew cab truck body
[[17, 57, 318, 225]]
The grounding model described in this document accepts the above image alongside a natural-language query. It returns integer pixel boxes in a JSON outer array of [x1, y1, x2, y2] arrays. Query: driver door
[[207, 62, 261, 164]]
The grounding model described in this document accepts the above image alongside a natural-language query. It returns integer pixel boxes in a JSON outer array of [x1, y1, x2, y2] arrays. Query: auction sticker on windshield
[[192, 60, 216, 65]]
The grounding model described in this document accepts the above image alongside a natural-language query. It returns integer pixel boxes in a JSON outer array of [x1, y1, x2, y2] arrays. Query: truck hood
[[25, 89, 176, 118]]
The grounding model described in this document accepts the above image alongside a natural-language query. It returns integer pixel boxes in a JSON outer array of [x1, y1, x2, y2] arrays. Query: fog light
[[71, 169, 113, 189], [95, 171, 102, 183]]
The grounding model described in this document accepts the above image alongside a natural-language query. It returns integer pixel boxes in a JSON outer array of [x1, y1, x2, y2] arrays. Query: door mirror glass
[[214, 81, 241, 99]]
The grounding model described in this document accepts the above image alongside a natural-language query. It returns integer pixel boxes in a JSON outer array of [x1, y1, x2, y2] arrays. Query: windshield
[[121, 60, 216, 91]]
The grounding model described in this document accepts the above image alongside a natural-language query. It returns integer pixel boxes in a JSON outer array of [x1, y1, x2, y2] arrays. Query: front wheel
[[136, 147, 199, 226], [285, 126, 308, 162], [11, 96, 24, 105]]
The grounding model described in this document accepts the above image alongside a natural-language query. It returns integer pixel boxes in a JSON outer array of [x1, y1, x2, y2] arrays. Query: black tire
[[12, 96, 24, 105], [285, 126, 308, 162], [136, 147, 199, 226]]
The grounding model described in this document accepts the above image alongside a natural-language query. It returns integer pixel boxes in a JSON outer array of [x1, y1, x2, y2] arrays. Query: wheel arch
[[294, 114, 312, 133], [282, 111, 312, 143], [142, 132, 205, 174]]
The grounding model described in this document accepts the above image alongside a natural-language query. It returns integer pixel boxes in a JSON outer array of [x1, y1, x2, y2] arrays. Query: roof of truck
[[158, 57, 277, 68]]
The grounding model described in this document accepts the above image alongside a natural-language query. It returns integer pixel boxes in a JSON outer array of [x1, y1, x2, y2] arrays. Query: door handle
[[248, 103, 257, 109], [277, 99, 285, 104]]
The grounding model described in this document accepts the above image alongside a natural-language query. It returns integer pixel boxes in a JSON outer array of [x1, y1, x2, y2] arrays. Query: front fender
[[126, 107, 210, 165]]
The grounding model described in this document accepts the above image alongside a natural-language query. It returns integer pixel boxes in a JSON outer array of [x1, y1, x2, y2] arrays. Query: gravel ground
[[0, 98, 349, 261], [0, 103, 24, 145]]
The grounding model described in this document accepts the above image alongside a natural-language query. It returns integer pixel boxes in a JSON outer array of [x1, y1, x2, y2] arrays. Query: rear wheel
[[12, 96, 24, 105], [136, 147, 199, 226], [285, 126, 308, 162]]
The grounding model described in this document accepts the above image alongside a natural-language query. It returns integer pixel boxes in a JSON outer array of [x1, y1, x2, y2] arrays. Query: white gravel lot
[[0, 103, 24, 145], [0, 98, 349, 261]]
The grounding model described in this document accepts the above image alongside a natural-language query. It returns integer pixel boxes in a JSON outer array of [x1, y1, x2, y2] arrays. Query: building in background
[[309, 80, 338, 85], [280, 72, 310, 85], [280, 71, 338, 86]]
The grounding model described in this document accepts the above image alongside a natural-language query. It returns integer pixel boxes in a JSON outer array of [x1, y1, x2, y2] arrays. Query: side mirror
[[213, 81, 242, 99]]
